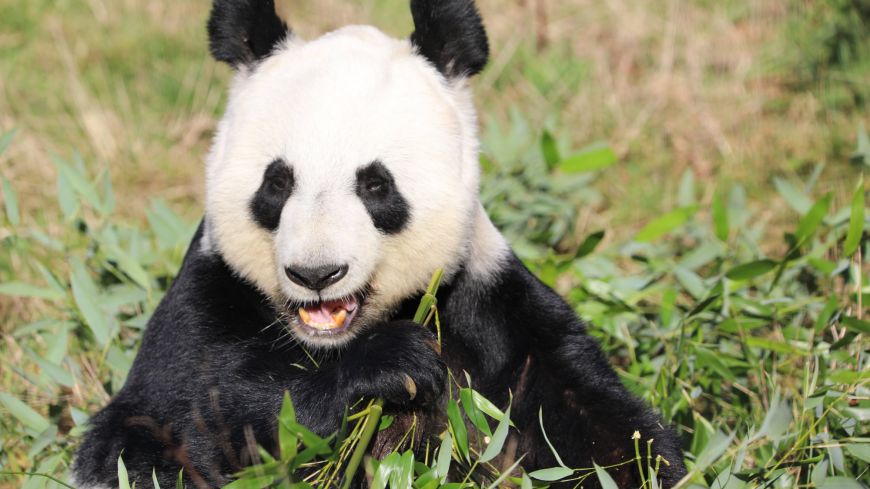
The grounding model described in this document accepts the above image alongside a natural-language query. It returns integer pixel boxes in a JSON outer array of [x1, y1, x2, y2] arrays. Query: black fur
[[355, 161, 411, 234], [432, 255, 687, 488], [74, 226, 686, 488], [410, 0, 490, 78], [207, 0, 290, 68], [73, 223, 445, 488], [250, 159, 294, 231]]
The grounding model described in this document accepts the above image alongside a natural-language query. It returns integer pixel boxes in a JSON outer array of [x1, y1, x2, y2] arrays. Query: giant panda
[[72, 0, 687, 487]]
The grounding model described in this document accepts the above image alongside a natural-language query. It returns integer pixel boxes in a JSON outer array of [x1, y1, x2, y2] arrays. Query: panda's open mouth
[[296, 295, 361, 333]]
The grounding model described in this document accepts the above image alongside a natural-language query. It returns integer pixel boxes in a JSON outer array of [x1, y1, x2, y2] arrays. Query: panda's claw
[[403, 374, 417, 400]]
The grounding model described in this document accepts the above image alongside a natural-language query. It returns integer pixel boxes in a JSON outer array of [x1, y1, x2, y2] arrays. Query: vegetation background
[[0, 0, 868, 487]]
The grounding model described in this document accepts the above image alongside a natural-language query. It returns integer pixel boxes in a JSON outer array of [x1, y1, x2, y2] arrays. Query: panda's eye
[[262, 161, 293, 193], [364, 178, 387, 194], [269, 173, 290, 191], [357, 161, 394, 197]]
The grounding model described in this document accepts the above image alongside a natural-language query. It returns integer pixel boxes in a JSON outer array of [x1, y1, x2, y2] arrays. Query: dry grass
[[2, 0, 863, 234]]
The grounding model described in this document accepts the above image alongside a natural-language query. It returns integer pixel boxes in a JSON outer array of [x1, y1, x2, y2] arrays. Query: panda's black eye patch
[[250, 159, 294, 231], [356, 161, 410, 234]]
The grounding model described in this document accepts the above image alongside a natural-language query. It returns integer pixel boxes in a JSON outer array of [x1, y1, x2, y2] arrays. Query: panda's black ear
[[207, 0, 291, 69], [410, 0, 489, 79]]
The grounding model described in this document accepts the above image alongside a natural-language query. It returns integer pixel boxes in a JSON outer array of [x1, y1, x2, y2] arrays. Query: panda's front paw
[[339, 320, 446, 408]]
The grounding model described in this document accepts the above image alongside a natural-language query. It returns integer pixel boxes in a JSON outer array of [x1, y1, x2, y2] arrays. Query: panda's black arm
[[439, 252, 686, 487], [74, 228, 444, 488]]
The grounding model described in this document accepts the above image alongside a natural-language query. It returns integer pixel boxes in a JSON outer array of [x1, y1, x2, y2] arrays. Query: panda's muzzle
[[284, 264, 349, 291]]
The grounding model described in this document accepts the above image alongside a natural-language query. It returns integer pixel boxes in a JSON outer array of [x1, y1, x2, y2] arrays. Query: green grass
[[1, 0, 869, 488]]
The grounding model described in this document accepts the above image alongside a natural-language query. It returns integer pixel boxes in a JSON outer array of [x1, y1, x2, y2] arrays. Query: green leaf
[[725, 259, 777, 281], [435, 433, 453, 482], [693, 431, 733, 472], [845, 444, 870, 463], [774, 177, 812, 214], [56, 168, 78, 220], [278, 392, 298, 461], [446, 399, 469, 462], [677, 169, 695, 206], [844, 177, 865, 257], [636, 205, 699, 242], [0, 392, 50, 432], [541, 130, 560, 169], [576, 230, 605, 258], [811, 459, 829, 488], [372, 452, 400, 489], [694, 347, 736, 382], [55, 155, 102, 211], [153, 468, 162, 489], [460, 388, 491, 436], [118, 455, 131, 489], [0, 282, 65, 301], [0, 128, 16, 155], [819, 477, 865, 489], [70, 258, 112, 346], [479, 403, 510, 463], [841, 316, 870, 334], [521, 473, 532, 489], [558, 142, 617, 173], [539, 408, 567, 468], [528, 466, 573, 481], [389, 451, 413, 489], [745, 336, 809, 355], [1, 176, 19, 226], [712, 190, 729, 241], [593, 463, 619, 489], [795, 192, 832, 242], [467, 388, 510, 423]]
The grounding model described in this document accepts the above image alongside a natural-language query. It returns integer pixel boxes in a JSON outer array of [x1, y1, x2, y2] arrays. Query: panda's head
[[202, 0, 504, 348]]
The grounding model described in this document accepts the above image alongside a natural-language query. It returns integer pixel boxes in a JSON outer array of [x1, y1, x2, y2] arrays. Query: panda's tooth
[[298, 308, 311, 324], [332, 310, 347, 327]]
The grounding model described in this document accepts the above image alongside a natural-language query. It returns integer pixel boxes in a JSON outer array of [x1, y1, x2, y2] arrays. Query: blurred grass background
[[1, 0, 869, 487], [2, 0, 867, 235]]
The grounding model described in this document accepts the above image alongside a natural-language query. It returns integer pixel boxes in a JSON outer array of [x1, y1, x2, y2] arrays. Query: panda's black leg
[[516, 333, 687, 488]]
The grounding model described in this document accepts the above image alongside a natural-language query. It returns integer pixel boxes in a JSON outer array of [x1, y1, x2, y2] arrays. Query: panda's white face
[[204, 26, 486, 347]]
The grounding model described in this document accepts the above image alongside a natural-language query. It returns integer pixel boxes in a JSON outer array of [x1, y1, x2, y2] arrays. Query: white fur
[[204, 26, 508, 346]]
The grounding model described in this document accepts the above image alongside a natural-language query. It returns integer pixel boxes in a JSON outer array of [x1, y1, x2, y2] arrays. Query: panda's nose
[[284, 264, 349, 291]]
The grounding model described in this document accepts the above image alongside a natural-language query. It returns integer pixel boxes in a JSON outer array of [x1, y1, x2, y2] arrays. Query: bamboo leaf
[[528, 466, 573, 481], [278, 392, 298, 461], [844, 177, 864, 257], [636, 205, 699, 242], [795, 192, 832, 242], [841, 316, 870, 334], [712, 190, 729, 241], [2, 176, 19, 226], [435, 433, 453, 482], [576, 230, 605, 258], [774, 177, 812, 214], [0, 392, 50, 432], [70, 258, 112, 346], [725, 259, 777, 281], [118, 455, 131, 489], [0, 128, 16, 155], [558, 142, 616, 173], [446, 399, 469, 462], [541, 130, 560, 169], [594, 463, 619, 489], [0, 282, 65, 301], [479, 404, 510, 463]]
